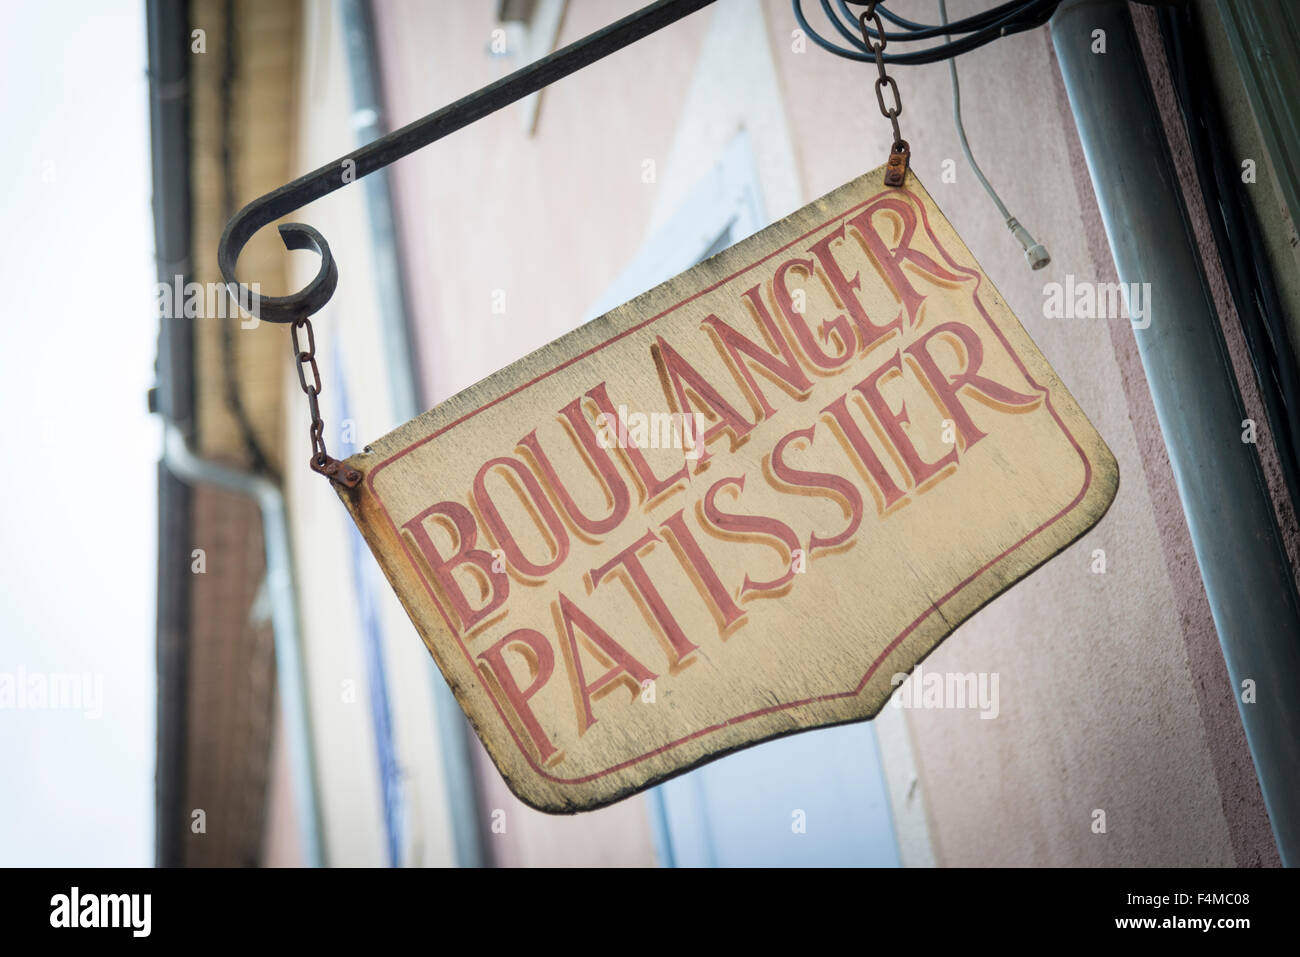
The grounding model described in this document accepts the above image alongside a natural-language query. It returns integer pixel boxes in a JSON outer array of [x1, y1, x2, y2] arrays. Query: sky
[[0, 2, 156, 865]]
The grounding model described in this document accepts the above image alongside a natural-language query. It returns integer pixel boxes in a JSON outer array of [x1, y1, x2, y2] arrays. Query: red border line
[[366, 185, 1094, 785]]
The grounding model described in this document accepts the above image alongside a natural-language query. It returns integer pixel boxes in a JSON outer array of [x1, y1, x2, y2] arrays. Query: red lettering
[[854, 350, 958, 487], [590, 529, 699, 667], [556, 592, 656, 734], [587, 381, 689, 502], [701, 474, 800, 599], [653, 335, 757, 464], [473, 456, 571, 578], [821, 393, 908, 511], [846, 197, 966, 327], [517, 395, 631, 539], [702, 287, 814, 422], [659, 509, 746, 631], [769, 424, 865, 553], [807, 223, 901, 351], [905, 321, 1040, 449], [477, 628, 558, 762], [773, 256, 857, 371], [401, 501, 507, 633]]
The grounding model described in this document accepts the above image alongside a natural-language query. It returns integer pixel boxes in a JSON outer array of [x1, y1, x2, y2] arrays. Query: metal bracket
[[217, 0, 717, 326], [885, 139, 910, 187], [310, 455, 362, 488]]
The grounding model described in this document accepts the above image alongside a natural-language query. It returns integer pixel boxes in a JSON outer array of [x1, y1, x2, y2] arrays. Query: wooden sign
[[338, 166, 1118, 812]]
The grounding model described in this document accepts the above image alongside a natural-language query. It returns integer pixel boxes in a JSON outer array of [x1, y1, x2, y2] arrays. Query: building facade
[[154, 0, 1299, 866]]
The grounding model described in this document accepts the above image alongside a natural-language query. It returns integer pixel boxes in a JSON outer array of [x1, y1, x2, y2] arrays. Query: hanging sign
[[338, 166, 1118, 812]]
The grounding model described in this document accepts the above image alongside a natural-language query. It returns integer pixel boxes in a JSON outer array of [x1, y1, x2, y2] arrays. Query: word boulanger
[[398, 194, 1042, 764]]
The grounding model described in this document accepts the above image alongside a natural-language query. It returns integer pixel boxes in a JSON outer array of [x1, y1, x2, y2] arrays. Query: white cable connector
[[1007, 217, 1052, 270]]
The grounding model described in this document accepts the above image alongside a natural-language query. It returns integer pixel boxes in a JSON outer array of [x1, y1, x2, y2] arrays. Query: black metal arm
[[218, 0, 717, 325]]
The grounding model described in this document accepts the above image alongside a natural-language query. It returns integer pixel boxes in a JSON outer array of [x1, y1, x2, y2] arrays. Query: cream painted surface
[[766, 0, 1238, 865]]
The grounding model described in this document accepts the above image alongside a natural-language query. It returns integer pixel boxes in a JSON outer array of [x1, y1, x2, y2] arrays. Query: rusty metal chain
[[858, 2, 911, 187], [290, 317, 361, 488]]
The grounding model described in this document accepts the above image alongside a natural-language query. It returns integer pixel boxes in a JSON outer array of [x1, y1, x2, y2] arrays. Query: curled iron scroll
[[220, 217, 338, 325]]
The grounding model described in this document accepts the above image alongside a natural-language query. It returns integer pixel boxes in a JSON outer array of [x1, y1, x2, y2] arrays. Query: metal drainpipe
[[1051, 0, 1300, 865], [162, 423, 326, 868]]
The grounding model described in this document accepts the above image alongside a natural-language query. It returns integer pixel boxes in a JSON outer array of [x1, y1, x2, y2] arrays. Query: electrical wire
[[792, 0, 1061, 65], [938, 0, 1050, 268], [801, 0, 1054, 266], [938, 0, 1005, 217]]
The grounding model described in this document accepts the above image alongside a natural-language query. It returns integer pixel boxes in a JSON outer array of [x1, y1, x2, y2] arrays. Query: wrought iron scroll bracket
[[217, 0, 716, 485], [217, 0, 718, 328]]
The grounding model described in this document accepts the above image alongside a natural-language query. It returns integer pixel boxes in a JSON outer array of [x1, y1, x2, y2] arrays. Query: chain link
[[290, 316, 361, 487], [859, 3, 903, 148], [858, 2, 910, 187]]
